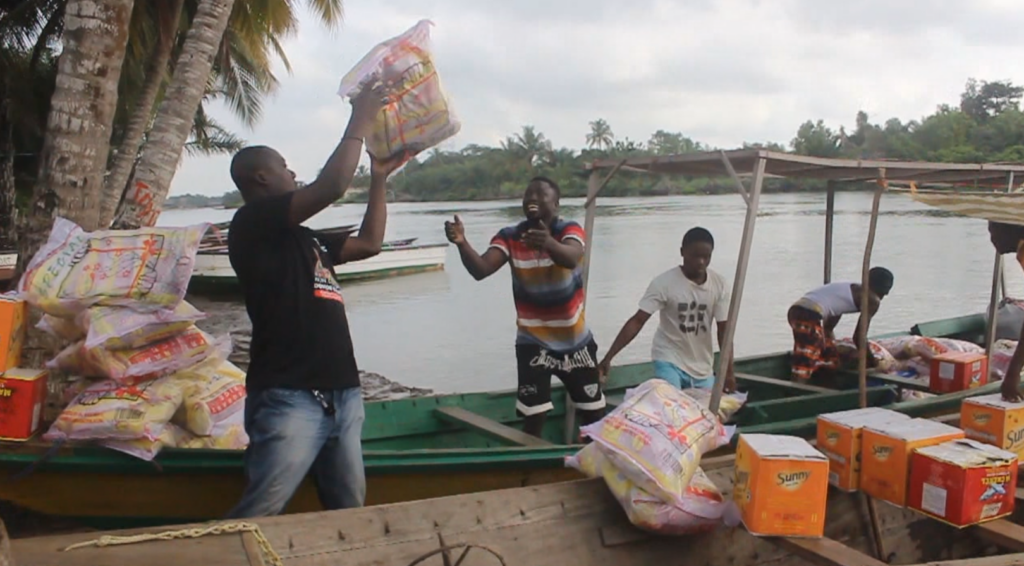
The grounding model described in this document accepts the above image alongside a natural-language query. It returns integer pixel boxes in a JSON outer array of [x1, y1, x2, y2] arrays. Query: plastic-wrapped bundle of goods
[[17, 217, 210, 316], [911, 337, 983, 360], [567, 442, 725, 535], [337, 20, 460, 163], [36, 314, 85, 342], [48, 326, 229, 382], [836, 338, 898, 373], [580, 379, 734, 509], [43, 376, 184, 443], [677, 387, 748, 422], [79, 302, 207, 350], [172, 359, 246, 436], [990, 339, 1018, 381], [104, 408, 249, 461], [875, 336, 923, 360]]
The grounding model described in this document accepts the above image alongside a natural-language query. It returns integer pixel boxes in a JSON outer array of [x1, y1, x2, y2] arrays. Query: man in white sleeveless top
[[989, 221, 1024, 401], [787, 267, 894, 383]]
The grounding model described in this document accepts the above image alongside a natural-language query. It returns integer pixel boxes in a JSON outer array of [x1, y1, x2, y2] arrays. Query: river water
[[159, 192, 1021, 395]]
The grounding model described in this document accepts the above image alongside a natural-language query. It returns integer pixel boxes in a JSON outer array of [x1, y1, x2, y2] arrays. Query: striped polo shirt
[[489, 219, 592, 352]]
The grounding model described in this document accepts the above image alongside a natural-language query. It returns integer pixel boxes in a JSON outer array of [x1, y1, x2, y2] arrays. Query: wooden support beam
[[774, 536, 888, 566], [433, 407, 554, 447], [974, 520, 1024, 553], [913, 553, 1024, 566], [735, 372, 832, 394]]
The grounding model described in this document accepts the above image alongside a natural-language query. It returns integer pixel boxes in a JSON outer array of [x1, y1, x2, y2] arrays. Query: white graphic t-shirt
[[638, 266, 731, 379]]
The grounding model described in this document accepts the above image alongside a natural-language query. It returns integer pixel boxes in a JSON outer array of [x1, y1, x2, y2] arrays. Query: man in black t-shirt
[[224, 86, 401, 518]]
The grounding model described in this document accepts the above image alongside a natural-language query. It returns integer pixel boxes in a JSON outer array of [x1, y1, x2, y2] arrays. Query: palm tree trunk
[[99, 0, 186, 228], [112, 0, 236, 230], [19, 0, 135, 270]]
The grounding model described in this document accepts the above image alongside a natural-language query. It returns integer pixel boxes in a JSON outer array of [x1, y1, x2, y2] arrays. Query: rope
[[61, 521, 283, 566]]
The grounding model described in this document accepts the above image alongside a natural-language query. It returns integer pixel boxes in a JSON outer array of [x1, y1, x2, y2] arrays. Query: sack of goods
[[338, 19, 461, 162], [21, 219, 249, 461], [569, 380, 738, 534]]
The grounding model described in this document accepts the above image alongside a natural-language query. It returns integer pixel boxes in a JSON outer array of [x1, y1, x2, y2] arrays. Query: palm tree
[[586, 118, 614, 150], [113, 0, 344, 229], [20, 0, 135, 266], [513, 125, 552, 168]]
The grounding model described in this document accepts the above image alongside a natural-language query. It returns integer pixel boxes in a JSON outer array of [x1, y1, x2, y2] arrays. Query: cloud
[[170, 0, 1024, 196]]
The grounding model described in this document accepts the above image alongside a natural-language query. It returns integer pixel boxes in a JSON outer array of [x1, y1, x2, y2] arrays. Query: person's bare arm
[[852, 298, 880, 349], [522, 220, 584, 269], [335, 155, 401, 264], [1002, 323, 1024, 402], [287, 86, 384, 226], [601, 310, 652, 368], [445, 215, 508, 280]]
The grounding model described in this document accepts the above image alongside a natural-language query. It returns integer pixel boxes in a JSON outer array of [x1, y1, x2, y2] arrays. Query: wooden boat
[[0, 311, 1001, 532], [10, 450, 1024, 566], [189, 222, 448, 294]]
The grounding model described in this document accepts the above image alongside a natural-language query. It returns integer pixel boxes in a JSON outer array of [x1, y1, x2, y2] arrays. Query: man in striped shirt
[[445, 177, 606, 438]]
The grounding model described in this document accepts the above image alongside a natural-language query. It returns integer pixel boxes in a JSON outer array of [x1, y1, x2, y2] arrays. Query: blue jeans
[[226, 387, 366, 518], [653, 360, 714, 389]]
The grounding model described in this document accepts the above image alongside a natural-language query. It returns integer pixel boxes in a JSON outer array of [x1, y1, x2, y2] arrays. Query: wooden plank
[[974, 520, 1024, 552], [433, 406, 553, 447], [914, 554, 1024, 566], [735, 372, 832, 394], [775, 536, 889, 566]]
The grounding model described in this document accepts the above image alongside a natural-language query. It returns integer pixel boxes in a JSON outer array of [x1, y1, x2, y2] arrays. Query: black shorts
[[514, 339, 606, 417]]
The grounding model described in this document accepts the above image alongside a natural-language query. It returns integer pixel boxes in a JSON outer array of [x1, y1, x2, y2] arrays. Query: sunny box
[[961, 393, 1024, 461], [860, 418, 965, 507], [929, 351, 987, 394], [0, 297, 26, 374], [734, 433, 829, 538], [908, 439, 1017, 527], [817, 407, 910, 492], [0, 368, 48, 441]]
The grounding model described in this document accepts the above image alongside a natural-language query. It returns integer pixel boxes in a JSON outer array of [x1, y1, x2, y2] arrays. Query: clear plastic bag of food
[[36, 314, 85, 342], [677, 387, 749, 422], [580, 379, 734, 510], [172, 359, 247, 436], [48, 326, 229, 382], [567, 443, 724, 535], [337, 20, 460, 162], [80, 302, 206, 350], [43, 376, 184, 442], [18, 217, 210, 316]]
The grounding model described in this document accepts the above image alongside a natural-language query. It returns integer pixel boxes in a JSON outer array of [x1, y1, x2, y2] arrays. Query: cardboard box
[[930, 352, 987, 394], [961, 394, 1024, 461], [0, 368, 48, 441], [0, 297, 25, 374], [734, 433, 829, 537], [908, 439, 1017, 527], [861, 418, 965, 507], [817, 407, 911, 492]]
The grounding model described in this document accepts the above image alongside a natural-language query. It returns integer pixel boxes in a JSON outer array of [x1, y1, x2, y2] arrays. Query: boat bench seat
[[434, 406, 553, 447]]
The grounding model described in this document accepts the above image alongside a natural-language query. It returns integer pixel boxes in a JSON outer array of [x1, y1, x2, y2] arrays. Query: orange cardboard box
[[861, 418, 965, 507], [817, 407, 911, 492], [961, 394, 1024, 461], [0, 297, 25, 374], [930, 351, 987, 394], [734, 433, 829, 538], [908, 439, 1017, 527], [0, 368, 48, 441]]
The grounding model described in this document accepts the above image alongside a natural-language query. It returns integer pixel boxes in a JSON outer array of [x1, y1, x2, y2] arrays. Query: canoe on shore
[[10, 448, 1024, 566], [0, 311, 998, 531]]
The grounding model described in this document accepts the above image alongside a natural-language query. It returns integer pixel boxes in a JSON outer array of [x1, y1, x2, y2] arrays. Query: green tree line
[[337, 78, 1024, 202]]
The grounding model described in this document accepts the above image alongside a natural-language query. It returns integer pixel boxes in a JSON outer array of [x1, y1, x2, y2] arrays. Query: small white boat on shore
[[189, 223, 448, 294]]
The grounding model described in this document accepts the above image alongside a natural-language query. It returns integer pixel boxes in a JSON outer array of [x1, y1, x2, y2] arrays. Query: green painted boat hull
[[0, 313, 993, 530]]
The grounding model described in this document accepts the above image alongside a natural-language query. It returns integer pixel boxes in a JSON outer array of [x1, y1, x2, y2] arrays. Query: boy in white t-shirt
[[597, 227, 736, 391]]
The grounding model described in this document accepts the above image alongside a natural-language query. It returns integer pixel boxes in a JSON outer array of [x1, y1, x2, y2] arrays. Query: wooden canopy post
[[1000, 173, 1016, 301], [708, 156, 767, 415], [565, 162, 625, 443], [824, 181, 836, 284]]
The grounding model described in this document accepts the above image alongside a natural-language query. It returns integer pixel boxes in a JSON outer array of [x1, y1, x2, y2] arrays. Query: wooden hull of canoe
[[10, 462, 1003, 566], [0, 312, 995, 531]]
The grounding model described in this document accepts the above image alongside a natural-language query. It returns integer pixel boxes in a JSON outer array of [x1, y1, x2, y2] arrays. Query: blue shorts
[[653, 360, 714, 390]]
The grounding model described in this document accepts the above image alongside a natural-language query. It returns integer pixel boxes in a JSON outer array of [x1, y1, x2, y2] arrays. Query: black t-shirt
[[227, 192, 360, 392]]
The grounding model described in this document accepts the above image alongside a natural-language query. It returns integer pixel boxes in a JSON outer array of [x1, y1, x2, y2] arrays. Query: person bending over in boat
[[596, 227, 736, 392], [223, 85, 403, 518], [988, 221, 1024, 402], [444, 177, 606, 439], [787, 267, 894, 384]]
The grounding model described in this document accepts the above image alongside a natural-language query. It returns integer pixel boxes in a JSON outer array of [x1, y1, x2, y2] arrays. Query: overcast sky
[[169, 0, 1023, 197]]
